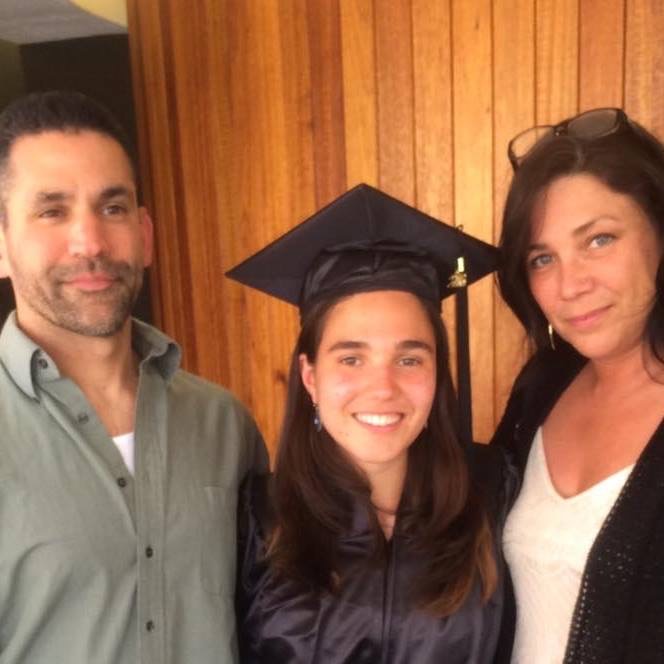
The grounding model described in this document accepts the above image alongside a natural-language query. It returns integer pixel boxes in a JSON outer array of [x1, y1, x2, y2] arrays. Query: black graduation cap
[[226, 183, 497, 444]]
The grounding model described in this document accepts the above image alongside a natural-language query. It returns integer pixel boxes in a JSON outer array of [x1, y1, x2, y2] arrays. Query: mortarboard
[[226, 183, 498, 444]]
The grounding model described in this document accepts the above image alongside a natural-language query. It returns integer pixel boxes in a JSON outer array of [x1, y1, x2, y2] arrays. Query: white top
[[503, 428, 633, 664], [112, 432, 135, 475]]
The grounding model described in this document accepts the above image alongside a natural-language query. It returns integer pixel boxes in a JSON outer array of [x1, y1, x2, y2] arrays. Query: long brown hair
[[268, 291, 497, 616]]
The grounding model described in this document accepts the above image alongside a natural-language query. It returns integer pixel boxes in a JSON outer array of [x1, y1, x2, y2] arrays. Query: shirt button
[[37, 358, 48, 369], [117, 477, 127, 488], [77, 413, 89, 424], [145, 546, 154, 558], [146, 620, 155, 632]]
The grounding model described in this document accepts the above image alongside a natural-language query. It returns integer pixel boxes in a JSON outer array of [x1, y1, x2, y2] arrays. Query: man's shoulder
[[134, 319, 247, 409], [167, 368, 268, 471], [169, 368, 247, 411]]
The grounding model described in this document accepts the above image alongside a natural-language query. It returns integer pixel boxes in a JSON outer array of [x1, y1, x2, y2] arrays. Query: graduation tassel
[[448, 256, 472, 447]]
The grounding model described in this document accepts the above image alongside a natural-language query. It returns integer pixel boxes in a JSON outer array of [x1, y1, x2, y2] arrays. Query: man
[[0, 91, 267, 663]]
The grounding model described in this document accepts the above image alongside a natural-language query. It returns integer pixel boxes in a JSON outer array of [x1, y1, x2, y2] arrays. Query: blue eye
[[528, 253, 553, 270], [339, 356, 360, 366], [589, 233, 615, 248]]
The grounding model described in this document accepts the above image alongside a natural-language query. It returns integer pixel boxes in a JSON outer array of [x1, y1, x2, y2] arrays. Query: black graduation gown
[[236, 445, 514, 664]]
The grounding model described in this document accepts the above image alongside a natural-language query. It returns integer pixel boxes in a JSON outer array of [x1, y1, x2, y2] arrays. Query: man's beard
[[11, 256, 144, 337]]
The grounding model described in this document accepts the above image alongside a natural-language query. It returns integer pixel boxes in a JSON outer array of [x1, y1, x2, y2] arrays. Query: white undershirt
[[503, 428, 632, 664], [112, 432, 135, 475]]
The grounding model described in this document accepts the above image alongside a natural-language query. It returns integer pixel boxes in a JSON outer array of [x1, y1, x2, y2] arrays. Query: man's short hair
[[0, 91, 137, 224]]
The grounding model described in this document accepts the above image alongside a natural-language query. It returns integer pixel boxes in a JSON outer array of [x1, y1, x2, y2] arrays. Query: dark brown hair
[[0, 91, 136, 224], [499, 117, 664, 358], [267, 291, 497, 616]]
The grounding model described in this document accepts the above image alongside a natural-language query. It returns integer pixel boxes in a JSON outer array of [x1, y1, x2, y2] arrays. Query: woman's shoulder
[[509, 344, 585, 402], [491, 345, 585, 454]]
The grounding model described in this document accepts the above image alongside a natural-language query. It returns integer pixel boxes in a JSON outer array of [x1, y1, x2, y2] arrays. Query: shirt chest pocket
[[200, 485, 238, 595]]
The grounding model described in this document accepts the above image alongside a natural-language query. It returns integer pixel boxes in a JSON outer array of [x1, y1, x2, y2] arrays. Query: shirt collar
[[0, 312, 181, 400], [131, 318, 181, 380], [0, 312, 47, 399]]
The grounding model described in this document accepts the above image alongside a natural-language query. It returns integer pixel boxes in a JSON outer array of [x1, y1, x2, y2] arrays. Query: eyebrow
[[31, 185, 134, 206], [33, 190, 70, 204], [98, 185, 133, 202], [327, 339, 434, 353], [528, 216, 620, 252]]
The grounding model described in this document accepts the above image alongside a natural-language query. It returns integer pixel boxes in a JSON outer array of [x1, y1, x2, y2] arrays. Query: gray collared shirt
[[0, 313, 267, 663]]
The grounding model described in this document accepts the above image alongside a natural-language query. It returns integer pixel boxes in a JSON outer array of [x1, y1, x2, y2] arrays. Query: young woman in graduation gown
[[228, 185, 515, 664], [493, 108, 664, 663]]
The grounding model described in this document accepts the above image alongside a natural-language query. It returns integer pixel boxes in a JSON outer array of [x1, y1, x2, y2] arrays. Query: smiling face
[[299, 290, 437, 478], [0, 129, 153, 339], [527, 173, 662, 362]]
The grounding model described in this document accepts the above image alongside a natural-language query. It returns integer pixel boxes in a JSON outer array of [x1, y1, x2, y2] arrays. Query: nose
[[367, 364, 399, 398], [558, 256, 593, 300], [68, 211, 107, 258]]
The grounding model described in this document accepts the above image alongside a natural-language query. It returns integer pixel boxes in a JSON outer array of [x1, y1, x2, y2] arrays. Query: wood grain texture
[[340, 0, 378, 188], [374, 0, 415, 203], [492, 0, 534, 421], [306, 1, 347, 205], [412, 0, 457, 387], [452, 0, 494, 441], [216, 0, 315, 450], [166, 0, 229, 383], [625, 0, 664, 138], [412, 0, 453, 221], [128, 0, 664, 455], [579, 0, 625, 110], [535, 0, 579, 122], [127, 0, 197, 359]]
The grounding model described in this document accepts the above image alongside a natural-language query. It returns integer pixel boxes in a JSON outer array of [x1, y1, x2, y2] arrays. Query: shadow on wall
[[0, 34, 151, 327]]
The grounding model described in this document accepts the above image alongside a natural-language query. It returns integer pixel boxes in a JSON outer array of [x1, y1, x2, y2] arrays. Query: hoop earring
[[313, 403, 322, 432], [548, 323, 556, 350]]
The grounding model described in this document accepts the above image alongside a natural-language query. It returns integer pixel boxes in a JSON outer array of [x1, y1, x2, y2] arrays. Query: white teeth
[[354, 413, 401, 426]]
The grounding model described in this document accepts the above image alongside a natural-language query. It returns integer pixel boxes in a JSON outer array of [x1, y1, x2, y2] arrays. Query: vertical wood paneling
[[452, 0, 495, 441], [535, 0, 579, 122], [625, 0, 664, 137], [340, 0, 378, 187], [492, 0, 535, 418], [167, 0, 229, 382], [218, 0, 316, 448], [306, 1, 347, 206], [579, 0, 625, 110], [128, 1, 664, 453], [127, 1, 193, 354], [412, 0, 453, 222], [374, 0, 415, 203], [412, 0, 457, 383]]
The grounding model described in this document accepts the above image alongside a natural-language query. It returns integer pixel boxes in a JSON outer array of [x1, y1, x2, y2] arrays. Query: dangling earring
[[548, 323, 556, 350], [313, 403, 322, 432]]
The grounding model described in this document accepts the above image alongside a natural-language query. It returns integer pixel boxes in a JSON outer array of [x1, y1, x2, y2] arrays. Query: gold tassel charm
[[448, 256, 468, 289]]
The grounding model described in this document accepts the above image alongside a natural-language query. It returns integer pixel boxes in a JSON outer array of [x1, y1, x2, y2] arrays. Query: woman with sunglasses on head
[[494, 108, 664, 663], [228, 184, 514, 663]]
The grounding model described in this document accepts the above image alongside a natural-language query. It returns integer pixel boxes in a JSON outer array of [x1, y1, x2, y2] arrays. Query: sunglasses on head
[[507, 107, 631, 170]]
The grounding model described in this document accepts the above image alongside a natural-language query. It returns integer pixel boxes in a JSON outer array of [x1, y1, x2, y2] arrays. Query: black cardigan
[[492, 344, 664, 663]]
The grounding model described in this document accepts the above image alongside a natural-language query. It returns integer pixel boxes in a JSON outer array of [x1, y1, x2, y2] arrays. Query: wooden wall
[[127, 0, 664, 453]]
